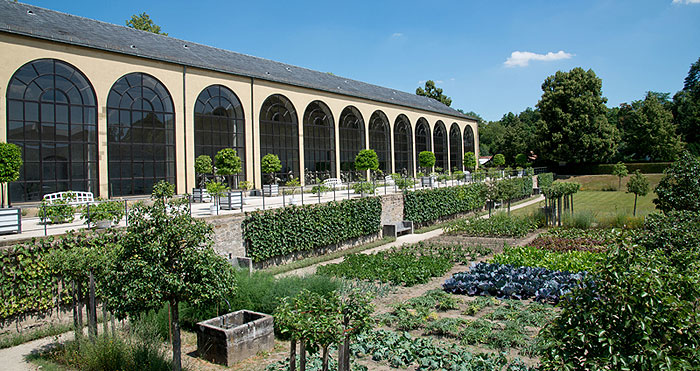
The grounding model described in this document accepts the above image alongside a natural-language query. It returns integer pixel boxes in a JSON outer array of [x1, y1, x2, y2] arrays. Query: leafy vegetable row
[[444, 213, 538, 237], [492, 245, 603, 272]]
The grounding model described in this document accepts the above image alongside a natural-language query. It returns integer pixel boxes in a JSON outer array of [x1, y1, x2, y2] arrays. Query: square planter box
[[192, 188, 211, 203], [219, 191, 243, 210], [197, 310, 274, 367], [421, 176, 436, 187], [262, 184, 279, 196], [0, 207, 21, 235]]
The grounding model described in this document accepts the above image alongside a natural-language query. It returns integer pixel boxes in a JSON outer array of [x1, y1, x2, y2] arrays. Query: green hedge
[[404, 183, 487, 225], [242, 197, 382, 263], [556, 162, 671, 175]]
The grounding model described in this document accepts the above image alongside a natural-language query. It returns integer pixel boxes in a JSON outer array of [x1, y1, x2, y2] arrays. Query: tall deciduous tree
[[654, 151, 700, 213], [126, 12, 168, 35], [104, 184, 236, 371], [416, 80, 452, 107], [536, 68, 619, 163], [617, 92, 684, 161], [672, 57, 700, 156]]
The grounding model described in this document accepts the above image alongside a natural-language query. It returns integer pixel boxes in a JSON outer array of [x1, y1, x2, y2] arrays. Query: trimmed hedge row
[[403, 182, 487, 225], [242, 197, 382, 263]]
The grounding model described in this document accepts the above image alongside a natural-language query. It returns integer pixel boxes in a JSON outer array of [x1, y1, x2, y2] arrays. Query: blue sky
[[23, 0, 700, 121]]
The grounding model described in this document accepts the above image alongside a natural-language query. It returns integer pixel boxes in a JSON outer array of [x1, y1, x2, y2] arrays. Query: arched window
[[303, 100, 334, 181], [339, 106, 365, 180], [433, 121, 448, 171], [393, 115, 413, 176], [259, 94, 299, 180], [6, 59, 98, 202], [463, 125, 475, 156], [415, 118, 431, 170], [194, 85, 245, 181], [449, 123, 462, 172], [369, 111, 391, 174], [107, 73, 175, 196]]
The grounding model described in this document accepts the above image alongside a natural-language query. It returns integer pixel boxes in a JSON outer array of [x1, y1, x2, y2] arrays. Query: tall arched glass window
[[449, 123, 462, 172], [433, 121, 448, 171], [107, 73, 175, 196], [303, 100, 334, 181], [259, 94, 299, 180], [194, 85, 245, 181], [463, 125, 475, 156], [393, 115, 413, 176], [339, 106, 365, 180], [415, 118, 431, 170], [6, 59, 98, 202], [369, 110, 391, 174]]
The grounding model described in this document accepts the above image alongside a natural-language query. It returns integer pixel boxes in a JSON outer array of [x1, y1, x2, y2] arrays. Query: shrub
[[38, 198, 75, 224], [194, 155, 212, 188], [444, 212, 537, 237], [418, 151, 436, 172], [403, 182, 486, 224], [561, 210, 595, 229], [493, 154, 505, 167], [352, 181, 376, 195], [537, 172, 554, 191], [243, 197, 381, 262], [354, 149, 379, 172], [261, 153, 282, 184], [463, 152, 477, 172], [653, 151, 700, 213], [80, 199, 125, 224]]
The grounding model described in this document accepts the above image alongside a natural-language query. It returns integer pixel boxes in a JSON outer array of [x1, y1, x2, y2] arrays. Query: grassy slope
[[557, 174, 663, 191], [513, 190, 658, 219]]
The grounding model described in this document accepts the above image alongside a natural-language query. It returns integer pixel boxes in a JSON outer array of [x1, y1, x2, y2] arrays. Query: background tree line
[[448, 57, 699, 166]]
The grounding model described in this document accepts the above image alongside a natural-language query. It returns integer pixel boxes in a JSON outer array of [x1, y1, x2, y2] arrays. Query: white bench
[[322, 178, 342, 188], [43, 191, 94, 205], [384, 175, 395, 186]]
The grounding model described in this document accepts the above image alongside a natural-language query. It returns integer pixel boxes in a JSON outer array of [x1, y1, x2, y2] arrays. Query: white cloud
[[436, 80, 444, 84], [672, 0, 700, 4], [391, 32, 403, 38], [504, 50, 574, 67]]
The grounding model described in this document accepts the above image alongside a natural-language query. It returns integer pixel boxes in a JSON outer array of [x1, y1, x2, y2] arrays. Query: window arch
[[303, 100, 335, 181], [433, 121, 448, 171], [259, 94, 299, 180], [6, 59, 98, 202], [415, 117, 431, 170], [463, 124, 475, 156], [393, 114, 413, 176], [339, 106, 365, 180], [449, 123, 462, 172], [369, 110, 391, 174], [194, 85, 245, 181], [107, 72, 175, 196]]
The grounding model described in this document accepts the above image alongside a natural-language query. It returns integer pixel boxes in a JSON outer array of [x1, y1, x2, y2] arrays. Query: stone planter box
[[0, 207, 21, 235], [196, 310, 274, 367], [262, 184, 279, 196]]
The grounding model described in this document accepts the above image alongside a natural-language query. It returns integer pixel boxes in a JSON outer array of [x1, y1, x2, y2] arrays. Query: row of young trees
[[476, 57, 700, 164]]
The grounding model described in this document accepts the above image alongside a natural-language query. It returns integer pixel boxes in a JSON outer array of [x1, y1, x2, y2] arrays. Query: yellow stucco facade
[[0, 32, 479, 201]]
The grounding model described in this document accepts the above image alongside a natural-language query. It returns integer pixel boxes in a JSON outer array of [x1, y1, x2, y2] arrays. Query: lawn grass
[[512, 190, 658, 220], [557, 174, 663, 192], [262, 236, 396, 276]]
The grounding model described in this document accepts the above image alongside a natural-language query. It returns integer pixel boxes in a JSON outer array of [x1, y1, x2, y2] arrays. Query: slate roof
[[0, 1, 475, 121]]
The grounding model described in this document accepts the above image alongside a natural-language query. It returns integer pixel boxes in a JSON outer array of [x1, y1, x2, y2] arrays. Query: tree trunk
[[321, 346, 329, 371], [557, 196, 562, 227], [72, 280, 80, 339], [507, 200, 511, 215], [300, 340, 306, 371], [77, 281, 83, 336], [170, 299, 182, 371], [337, 339, 344, 371], [88, 271, 97, 340], [290, 338, 297, 371], [111, 311, 116, 337], [343, 335, 350, 371], [102, 302, 108, 335], [633, 194, 638, 217], [571, 194, 574, 215]]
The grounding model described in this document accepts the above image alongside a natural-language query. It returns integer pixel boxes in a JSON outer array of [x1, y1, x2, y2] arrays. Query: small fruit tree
[[463, 151, 477, 173], [103, 181, 236, 371], [194, 155, 213, 189], [0, 142, 22, 208], [492, 153, 505, 168], [261, 153, 282, 184], [418, 151, 436, 175], [611, 162, 628, 191], [215, 148, 242, 188], [626, 170, 649, 216]]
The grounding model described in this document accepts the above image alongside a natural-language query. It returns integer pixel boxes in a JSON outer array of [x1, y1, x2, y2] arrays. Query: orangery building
[[0, 1, 478, 203]]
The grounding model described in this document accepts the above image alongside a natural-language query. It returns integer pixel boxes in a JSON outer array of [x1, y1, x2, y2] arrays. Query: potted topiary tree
[[205, 180, 229, 215], [463, 151, 477, 182], [261, 153, 282, 196], [0, 142, 22, 234], [354, 149, 379, 196], [418, 151, 436, 187], [214, 148, 242, 189], [193, 155, 213, 202]]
